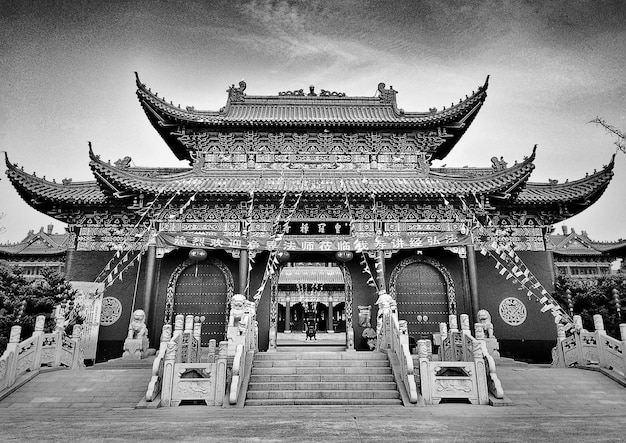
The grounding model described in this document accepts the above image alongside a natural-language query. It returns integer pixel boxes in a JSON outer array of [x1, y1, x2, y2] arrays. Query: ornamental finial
[[377, 83, 397, 102], [227, 80, 247, 102]]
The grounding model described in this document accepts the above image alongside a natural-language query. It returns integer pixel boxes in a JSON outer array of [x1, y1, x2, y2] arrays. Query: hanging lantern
[[276, 251, 291, 262], [335, 251, 353, 263], [188, 248, 207, 263]]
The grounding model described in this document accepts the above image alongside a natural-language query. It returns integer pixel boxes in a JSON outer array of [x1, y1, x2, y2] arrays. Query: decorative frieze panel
[[76, 226, 148, 251], [178, 130, 448, 170], [474, 227, 546, 251]]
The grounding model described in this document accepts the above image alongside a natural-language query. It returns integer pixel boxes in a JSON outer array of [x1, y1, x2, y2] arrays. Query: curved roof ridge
[[135, 72, 488, 126], [516, 153, 614, 205], [5, 152, 107, 205], [524, 153, 614, 188]]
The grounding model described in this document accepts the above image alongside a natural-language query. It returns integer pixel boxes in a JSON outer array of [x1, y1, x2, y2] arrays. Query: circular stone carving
[[100, 297, 123, 326], [499, 297, 527, 326]]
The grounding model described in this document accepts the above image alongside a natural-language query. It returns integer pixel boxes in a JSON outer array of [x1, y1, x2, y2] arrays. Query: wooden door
[[173, 262, 228, 345], [394, 262, 449, 342]]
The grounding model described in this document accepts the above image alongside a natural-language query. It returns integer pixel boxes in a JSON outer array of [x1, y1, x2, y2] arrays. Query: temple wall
[[476, 250, 557, 362], [152, 248, 239, 348], [66, 250, 148, 362]]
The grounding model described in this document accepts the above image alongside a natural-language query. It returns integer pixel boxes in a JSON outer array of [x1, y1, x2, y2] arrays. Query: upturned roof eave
[[86, 144, 536, 199], [134, 73, 489, 158]]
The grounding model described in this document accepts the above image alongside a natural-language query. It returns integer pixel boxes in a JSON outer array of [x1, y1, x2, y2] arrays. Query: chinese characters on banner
[[156, 231, 472, 252]]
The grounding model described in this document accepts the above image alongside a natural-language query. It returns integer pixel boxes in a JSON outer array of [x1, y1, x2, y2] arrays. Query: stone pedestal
[[122, 337, 149, 360]]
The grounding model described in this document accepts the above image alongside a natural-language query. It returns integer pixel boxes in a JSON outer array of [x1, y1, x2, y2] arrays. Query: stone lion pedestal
[[122, 309, 149, 360]]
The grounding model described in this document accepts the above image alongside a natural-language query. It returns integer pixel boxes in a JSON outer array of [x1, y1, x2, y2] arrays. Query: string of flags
[[344, 180, 379, 291], [455, 194, 574, 331], [96, 191, 198, 289], [252, 188, 304, 304]]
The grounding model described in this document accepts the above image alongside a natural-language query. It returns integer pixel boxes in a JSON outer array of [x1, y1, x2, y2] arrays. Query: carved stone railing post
[[174, 314, 185, 337], [472, 341, 489, 405], [184, 315, 194, 334], [4, 326, 22, 388], [54, 306, 65, 333], [448, 314, 458, 332], [207, 339, 216, 363], [70, 324, 84, 369], [593, 314, 607, 367], [593, 314, 605, 335], [417, 339, 431, 404], [215, 341, 228, 406], [160, 339, 178, 407], [31, 315, 46, 372], [193, 316, 202, 343], [572, 314, 585, 363], [460, 314, 471, 335]]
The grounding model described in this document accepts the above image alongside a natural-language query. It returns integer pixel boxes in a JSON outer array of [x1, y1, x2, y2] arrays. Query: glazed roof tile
[[88, 146, 536, 198], [135, 73, 489, 128], [5, 153, 107, 205], [516, 157, 614, 205], [0, 230, 69, 256]]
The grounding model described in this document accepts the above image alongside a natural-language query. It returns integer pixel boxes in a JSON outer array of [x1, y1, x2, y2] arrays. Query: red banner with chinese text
[[156, 231, 472, 252]]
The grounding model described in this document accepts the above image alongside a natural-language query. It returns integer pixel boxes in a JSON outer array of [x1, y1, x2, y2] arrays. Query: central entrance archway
[[270, 258, 353, 347], [389, 256, 457, 344], [165, 257, 234, 346]]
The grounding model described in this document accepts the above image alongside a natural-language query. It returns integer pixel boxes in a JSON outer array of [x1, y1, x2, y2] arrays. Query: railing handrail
[[1, 315, 83, 397], [381, 309, 418, 404], [229, 309, 258, 405]]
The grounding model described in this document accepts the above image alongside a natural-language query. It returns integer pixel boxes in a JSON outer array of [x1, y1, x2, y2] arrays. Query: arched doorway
[[270, 259, 353, 347], [389, 256, 457, 343], [165, 257, 234, 345]]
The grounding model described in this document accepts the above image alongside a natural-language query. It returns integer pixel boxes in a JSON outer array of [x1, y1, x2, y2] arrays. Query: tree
[[0, 264, 76, 353], [554, 274, 626, 337], [590, 117, 625, 153]]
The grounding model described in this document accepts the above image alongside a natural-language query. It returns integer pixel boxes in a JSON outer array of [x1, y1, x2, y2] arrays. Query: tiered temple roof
[[135, 73, 490, 161], [4, 74, 616, 227]]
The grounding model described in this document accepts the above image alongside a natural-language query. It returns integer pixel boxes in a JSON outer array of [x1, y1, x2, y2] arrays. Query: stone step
[[245, 398, 404, 406], [276, 346, 346, 352], [253, 359, 390, 368], [248, 381, 398, 391], [247, 389, 401, 400], [255, 351, 388, 360], [250, 366, 393, 376], [249, 374, 395, 383]]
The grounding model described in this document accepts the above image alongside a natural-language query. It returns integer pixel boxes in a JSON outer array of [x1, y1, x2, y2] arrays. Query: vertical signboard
[[70, 281, 105, 361]]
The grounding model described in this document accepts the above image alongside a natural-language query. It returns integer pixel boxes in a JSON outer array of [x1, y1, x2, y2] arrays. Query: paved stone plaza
[[1, 361, 625, 442]]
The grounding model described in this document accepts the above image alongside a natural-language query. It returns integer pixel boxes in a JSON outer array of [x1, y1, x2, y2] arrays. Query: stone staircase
[[0, 359, 153, 409], [245, 349, 402, 406]]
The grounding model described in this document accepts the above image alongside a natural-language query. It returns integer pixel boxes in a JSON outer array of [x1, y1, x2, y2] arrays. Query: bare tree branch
[[589, 117, 626, 153]]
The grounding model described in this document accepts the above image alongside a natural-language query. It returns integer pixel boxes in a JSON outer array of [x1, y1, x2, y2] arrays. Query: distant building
[[550, 226, 626, 280], [0, 224, 69, 279]]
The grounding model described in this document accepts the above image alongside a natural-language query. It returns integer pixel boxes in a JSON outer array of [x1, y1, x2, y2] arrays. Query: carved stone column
[[376, 250, 386, 292], [143, 243, 157, 342], [465, 244, 480, 325]]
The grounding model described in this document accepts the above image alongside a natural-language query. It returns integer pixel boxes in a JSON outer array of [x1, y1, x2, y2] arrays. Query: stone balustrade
[[417, 314, 503, 405], [0, 314, 84, 398], [149, 315, 228, 407], [375, 291, 418, 403], [552, 314, 626, 379], [228, 303, 258, 406]]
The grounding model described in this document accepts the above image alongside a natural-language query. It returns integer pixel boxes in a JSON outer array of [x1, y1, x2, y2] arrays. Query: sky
[[0, 0, 625, 243]]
